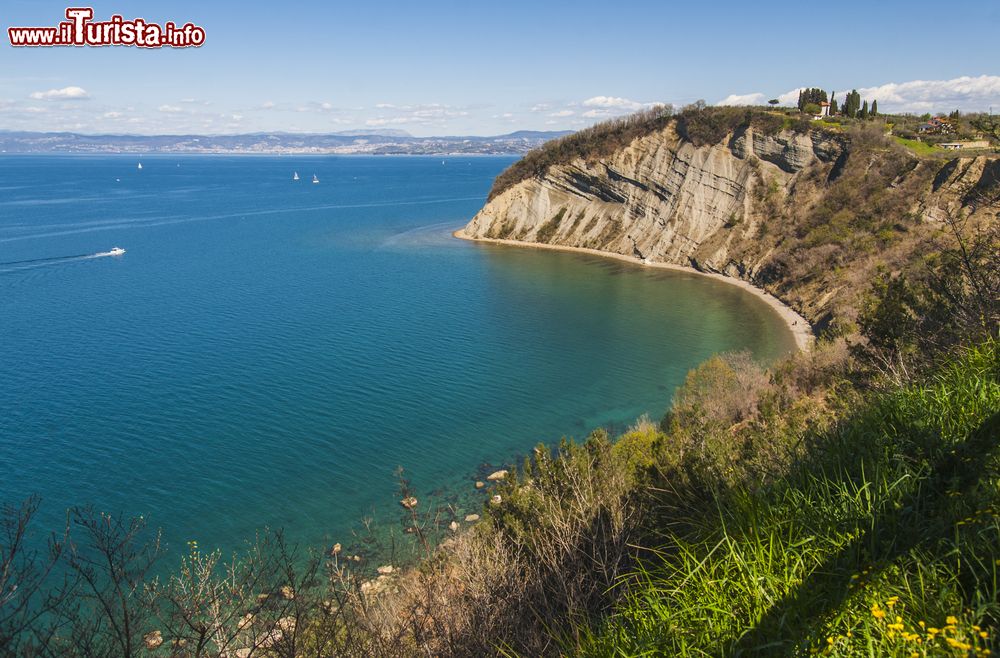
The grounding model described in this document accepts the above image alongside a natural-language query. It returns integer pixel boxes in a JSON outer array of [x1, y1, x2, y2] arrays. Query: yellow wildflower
[[946, 615, 958, 625], [946, 637, 971, 651]]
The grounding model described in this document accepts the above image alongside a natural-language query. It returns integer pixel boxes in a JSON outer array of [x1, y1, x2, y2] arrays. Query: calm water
[[0, 155, 795, 556]]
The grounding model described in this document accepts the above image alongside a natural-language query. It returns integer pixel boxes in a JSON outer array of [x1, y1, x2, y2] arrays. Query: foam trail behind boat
[[0, 249, 123, 274]]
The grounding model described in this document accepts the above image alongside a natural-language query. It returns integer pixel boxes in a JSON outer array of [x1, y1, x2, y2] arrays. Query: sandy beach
[[453, 229, 815, 352]]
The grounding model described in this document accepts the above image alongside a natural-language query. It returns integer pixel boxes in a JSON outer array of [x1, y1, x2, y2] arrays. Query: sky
[[2, 0, 999, 136]]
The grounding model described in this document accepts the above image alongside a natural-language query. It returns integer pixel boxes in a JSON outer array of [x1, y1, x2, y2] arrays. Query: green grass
[[894, 136, 939, 157], [576, 340, 1000, 656]]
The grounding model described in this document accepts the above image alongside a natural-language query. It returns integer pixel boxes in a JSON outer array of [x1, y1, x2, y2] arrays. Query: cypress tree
[[860, 100, 869, 120], [845, 90, 861, 119], [871, 100, 878, 118], [830, 92, 838, 115]]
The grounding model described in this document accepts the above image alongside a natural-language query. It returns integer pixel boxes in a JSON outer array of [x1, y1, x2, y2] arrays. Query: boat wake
[[0, 248, 125, 274]]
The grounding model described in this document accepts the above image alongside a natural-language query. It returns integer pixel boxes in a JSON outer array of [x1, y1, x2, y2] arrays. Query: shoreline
[[453, 229, 815, 352]]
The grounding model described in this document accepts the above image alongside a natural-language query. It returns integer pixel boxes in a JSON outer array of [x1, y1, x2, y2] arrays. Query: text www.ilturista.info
[[8, 8, 205, 48]]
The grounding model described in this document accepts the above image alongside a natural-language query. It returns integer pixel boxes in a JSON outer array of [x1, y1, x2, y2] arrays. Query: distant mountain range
[[0, 129, 573, 155]]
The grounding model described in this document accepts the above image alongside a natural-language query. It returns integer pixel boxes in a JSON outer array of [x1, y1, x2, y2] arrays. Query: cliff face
[[463, 122, 998, 331]]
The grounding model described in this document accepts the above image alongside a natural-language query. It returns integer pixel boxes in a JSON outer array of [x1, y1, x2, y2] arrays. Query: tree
[[858, 203, 1000, 380], [52, 508, 162, 657], [859, 100, 869, 120], [803, 102, 821, 116], [870, 100, 878, 118], [797, 88, 828, 112], [830, 92, 838, 115], [768, 99, 780, 107], [971, 113, 1000, 142], [0, 497, 72, 655], [844, 90, 862, 119]]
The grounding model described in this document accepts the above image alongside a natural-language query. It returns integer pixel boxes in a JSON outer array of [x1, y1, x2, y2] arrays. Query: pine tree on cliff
[[797, 89, 804, 111], [830, 92, 838, 115]]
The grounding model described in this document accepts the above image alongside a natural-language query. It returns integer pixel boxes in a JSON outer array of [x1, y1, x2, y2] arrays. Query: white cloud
[[582, 109, 613, 119], [364, 103, 469, 127], [530, 103, 551, 112], [720, 75, 1000, 113], [717, 92, 766, 106], [158, 105, 183, 113], [29, 86, 89, 101], [582, 96, 645, 110], [366, 116, 425, 126], [260, 101, 276, 109], [548, 109, 575, 117], [102, 111, 123, 119], [856, 75, 1000, 112]]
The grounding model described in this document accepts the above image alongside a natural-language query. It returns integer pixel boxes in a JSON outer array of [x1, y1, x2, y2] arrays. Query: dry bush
[[668, 352, 771, 432]]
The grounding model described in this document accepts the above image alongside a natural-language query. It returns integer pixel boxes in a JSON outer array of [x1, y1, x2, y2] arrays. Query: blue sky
[[2, 0, 999, 135]]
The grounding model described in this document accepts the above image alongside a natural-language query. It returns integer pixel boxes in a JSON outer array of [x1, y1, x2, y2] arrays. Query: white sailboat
[[293, 171, 300, 181], [137, 162, 143, 170], [312, 174, 319, 184]]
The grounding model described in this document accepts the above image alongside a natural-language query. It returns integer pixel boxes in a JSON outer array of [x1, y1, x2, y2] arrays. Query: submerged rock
[[376, 565, 394, 575], [400, 496, 418, 509], [449, 520, 460, 532], [475, 481, 486, 489], [143, 630, 163, 650], [486, 469, 508, 481], [464, 514, 480, 522]]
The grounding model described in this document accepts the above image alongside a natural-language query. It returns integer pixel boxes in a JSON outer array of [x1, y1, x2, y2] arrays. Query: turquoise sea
[[0, 155, 795, 558]]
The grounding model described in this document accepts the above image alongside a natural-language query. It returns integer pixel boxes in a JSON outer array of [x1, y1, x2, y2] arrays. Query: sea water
[[0, 155, 795, 557]]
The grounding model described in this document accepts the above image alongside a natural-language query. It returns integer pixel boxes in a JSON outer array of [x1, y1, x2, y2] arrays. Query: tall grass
[[577, 339, 999, 656]]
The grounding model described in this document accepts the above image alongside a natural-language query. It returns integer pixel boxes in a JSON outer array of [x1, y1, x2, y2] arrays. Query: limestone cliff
[[462, 120, 998, 333]]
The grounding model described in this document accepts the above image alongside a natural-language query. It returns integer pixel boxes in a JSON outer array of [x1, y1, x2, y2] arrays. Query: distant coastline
[[0, 129, 572, 156], [453, 229, 815, 352]]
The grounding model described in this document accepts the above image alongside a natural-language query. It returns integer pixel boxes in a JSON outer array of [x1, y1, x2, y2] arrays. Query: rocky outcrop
[[464, 124, 840, 278], [462, 121, 997, 329]]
